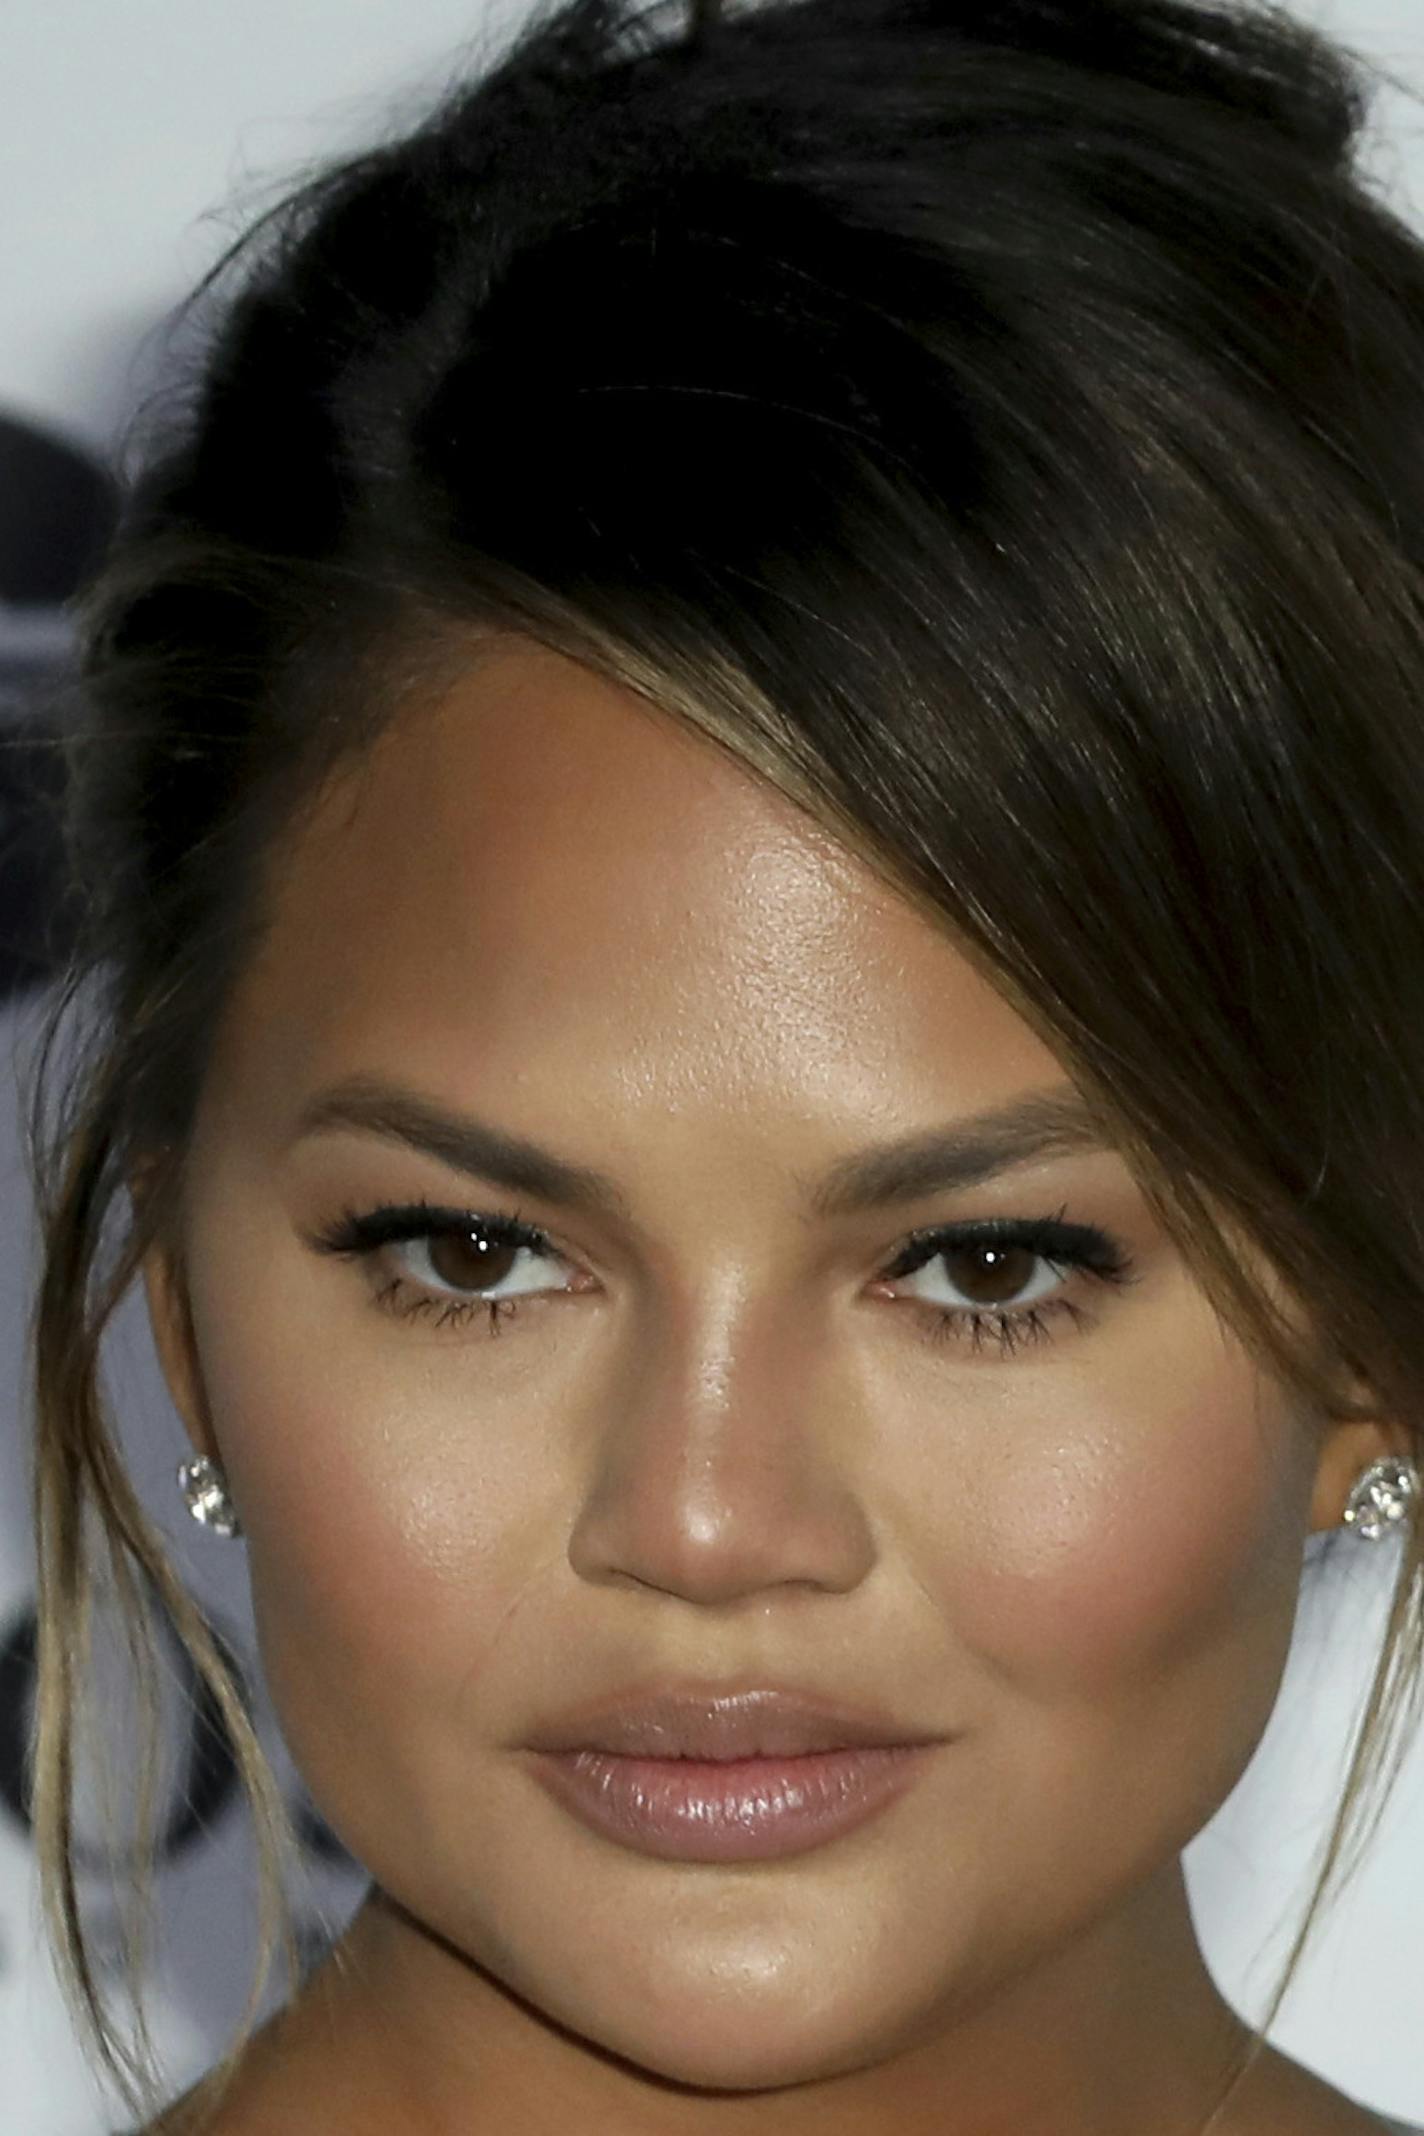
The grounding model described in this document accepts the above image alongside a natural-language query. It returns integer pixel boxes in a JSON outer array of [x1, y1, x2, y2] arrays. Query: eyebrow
[[290, 1074, 1115, 1221]]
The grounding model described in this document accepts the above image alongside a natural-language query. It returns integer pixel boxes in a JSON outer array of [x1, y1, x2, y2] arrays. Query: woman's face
[[144, 638, 1369, 2107]]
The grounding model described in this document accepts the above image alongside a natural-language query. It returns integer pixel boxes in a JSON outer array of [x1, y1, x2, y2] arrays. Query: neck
[[179, 1859, 1262, 2136]]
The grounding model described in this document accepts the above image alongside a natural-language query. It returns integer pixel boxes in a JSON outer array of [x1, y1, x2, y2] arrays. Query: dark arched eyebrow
[[290, 1074, 1114, 1220], [803, 1086, 1114, 1216]]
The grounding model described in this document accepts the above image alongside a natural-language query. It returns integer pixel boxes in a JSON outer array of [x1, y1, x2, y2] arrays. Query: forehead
[[215, 638, 1063, 1128]]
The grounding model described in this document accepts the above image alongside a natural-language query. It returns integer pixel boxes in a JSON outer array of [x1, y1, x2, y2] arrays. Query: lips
[[521, 1680, 946, 1760]]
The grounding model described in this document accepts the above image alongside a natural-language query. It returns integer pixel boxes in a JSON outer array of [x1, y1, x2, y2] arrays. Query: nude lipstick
[[520, 1681, 948, 1863]]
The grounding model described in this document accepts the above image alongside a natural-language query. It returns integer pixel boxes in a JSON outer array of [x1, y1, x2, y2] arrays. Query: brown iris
[[425, 1227, 521, 1293], [940, 1243, 1038, 1307]]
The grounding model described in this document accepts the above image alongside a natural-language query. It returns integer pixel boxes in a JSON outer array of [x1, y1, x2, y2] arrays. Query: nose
[[565, 1288, 878, 1607]]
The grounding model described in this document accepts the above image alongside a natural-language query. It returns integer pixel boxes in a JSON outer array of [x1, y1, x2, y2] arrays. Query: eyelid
[[307, 1198, 1136, 1292], [308, 1199, 578, 1280]]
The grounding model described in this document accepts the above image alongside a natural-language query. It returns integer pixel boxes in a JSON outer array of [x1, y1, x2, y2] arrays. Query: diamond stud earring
[[177, 1455, 242, 1538], [1342, 1454, 1419, 1541]]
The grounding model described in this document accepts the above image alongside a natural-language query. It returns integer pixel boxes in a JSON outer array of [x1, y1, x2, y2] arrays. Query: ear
[[129, 1166, 219, 1465], [1306, 1365, 1415, 1534]]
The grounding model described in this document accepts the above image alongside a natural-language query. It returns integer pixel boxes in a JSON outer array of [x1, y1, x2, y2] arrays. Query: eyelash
[[306, 1197, 1140, 1361]]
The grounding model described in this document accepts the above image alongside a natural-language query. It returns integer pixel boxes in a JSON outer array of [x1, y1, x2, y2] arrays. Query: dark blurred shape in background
[[0, 411, 119, 1004]]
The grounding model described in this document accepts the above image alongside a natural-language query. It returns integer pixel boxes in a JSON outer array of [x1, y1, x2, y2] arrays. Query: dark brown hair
[[19, 0, 1424, 2125]]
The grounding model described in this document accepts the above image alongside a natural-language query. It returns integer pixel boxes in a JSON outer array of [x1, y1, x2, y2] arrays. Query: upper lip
[[522, 1681, 950, 1759]]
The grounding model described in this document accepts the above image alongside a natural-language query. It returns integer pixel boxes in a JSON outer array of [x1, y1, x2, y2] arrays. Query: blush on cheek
[[237, 1425, 546, 1856], [939, 1363, 1312, 1694], [195, 1330, 530, 1764], [242, 1414, 521, 1653]]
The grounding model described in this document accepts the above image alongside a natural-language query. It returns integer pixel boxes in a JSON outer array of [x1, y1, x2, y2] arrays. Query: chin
[[517, 1963, 925, 2097]]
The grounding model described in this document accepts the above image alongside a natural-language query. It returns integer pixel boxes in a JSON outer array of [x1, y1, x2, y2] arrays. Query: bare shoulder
[[1276, 2083, 1424, 2135], [1226, 2098, 1421, 2136], [117, 2080, 243, 2136], [1227, 2039, 1423, 2136]]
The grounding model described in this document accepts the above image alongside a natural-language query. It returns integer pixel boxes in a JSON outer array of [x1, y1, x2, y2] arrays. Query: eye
[[304, 1196, 1139, 1358], [306, 1198, 581, 1335], [872, 1207, 1139, 1360]]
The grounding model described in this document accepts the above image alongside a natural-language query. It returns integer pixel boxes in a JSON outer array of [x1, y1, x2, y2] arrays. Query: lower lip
[[522, 1744, 938, 1861]]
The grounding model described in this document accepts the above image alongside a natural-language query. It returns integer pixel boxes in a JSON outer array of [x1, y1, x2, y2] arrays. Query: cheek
[[179, 1242, 560, 1756], [924, 1325, 1316, 1694]]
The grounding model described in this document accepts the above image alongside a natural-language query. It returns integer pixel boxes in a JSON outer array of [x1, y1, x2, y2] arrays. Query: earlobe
[[1308, 1412, 1413, 1534]]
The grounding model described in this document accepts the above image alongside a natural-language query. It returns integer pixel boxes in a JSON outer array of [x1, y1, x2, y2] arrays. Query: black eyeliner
[[880, 1207, 1137, 1288], [308, 1198, 549, 1258]]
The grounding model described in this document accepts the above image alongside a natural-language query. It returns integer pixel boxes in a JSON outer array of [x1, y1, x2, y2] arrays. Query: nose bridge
[[565, 1270, 877, 1604]]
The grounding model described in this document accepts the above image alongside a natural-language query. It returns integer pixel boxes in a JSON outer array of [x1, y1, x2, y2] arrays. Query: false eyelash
[[307, 1196, 1141, 1359], [883, 1206, 1137, 1358], [920, 1294, 1090, 1358], [313, 1196, 545, 1261], [310, 1196, 551, 1339]]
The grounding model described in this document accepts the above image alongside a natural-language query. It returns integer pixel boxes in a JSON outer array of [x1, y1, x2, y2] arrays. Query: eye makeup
[[305, 1196, 1141, 1360]]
